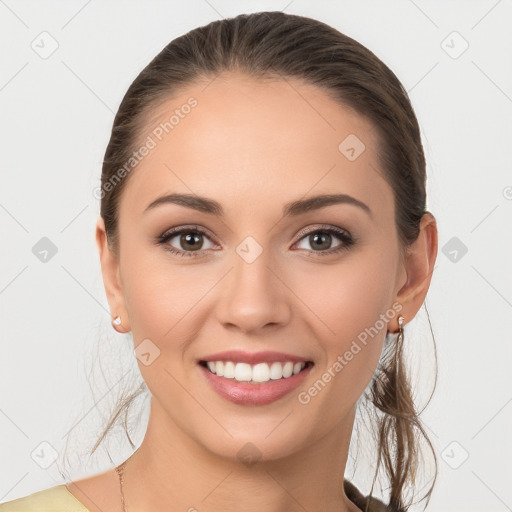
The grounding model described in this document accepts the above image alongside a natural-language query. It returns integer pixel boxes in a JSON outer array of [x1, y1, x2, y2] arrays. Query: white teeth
[[203, 360, 307, 383], [269, 362, 282, 380], [223, 361, 235, 379], [234, 362, 252, 381], [252, 363, 270, 382], [283, 361, 293, 378]]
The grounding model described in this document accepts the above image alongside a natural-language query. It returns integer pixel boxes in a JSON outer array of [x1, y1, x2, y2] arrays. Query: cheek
[[294, 250, 397, 400], [119, 248, 212, 391], [120, 243, 216, 342], [294, 248, 397, 339]]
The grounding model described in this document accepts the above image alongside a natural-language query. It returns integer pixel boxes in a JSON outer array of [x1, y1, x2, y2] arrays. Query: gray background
[[1, 1, 511, 511]]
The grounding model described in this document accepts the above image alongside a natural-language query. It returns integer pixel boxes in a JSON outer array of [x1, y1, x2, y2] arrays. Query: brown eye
[[294, 226, 354, 255], [158, 226, 216, 258], [308, 232, 333, 251], [178, 232, 204, 251]]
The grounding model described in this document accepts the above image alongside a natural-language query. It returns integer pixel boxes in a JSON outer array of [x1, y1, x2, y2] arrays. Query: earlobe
[[394, 212, 438, 321]]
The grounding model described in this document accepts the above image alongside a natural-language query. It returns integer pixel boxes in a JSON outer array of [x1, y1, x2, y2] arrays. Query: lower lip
[[198, 363, 314, 406]]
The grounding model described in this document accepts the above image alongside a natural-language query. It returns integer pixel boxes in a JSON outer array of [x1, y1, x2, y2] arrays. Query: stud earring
[[397, 315, 405, 339], [112, 315, 131, 334]]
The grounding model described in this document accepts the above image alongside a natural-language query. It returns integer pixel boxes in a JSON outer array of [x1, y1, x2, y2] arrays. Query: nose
[[215, 247, 292, 335]]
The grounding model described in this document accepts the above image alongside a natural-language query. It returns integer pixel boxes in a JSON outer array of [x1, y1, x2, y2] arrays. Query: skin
[[67, 71, 437, 512]]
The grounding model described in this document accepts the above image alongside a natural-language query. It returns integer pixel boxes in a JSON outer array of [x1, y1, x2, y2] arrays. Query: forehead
[[120, 71, 392, 220]]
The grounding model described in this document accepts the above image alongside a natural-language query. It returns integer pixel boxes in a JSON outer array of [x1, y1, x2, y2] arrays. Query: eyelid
[[294, 223, 351, 241], [159, 224, 216, 240]]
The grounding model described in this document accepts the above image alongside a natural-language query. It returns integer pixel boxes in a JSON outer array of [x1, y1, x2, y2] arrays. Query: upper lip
[[198, 350, 313, 365]]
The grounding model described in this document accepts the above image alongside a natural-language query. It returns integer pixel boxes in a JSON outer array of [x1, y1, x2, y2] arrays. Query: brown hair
[[92, 11, 438, 511]]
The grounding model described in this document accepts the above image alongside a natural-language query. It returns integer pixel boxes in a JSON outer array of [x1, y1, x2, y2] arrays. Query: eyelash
[[156, 224, 355, 259]]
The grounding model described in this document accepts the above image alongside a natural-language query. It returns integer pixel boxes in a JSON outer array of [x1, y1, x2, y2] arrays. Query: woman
[[0, 11, 438, 512]]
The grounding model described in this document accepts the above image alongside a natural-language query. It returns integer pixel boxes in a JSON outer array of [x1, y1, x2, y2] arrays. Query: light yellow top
[[0, 485, 89, 512], [0, 480, 392, 511]]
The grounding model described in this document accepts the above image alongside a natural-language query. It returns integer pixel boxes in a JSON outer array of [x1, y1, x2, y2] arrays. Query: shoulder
[[0, 485, 89, 512]]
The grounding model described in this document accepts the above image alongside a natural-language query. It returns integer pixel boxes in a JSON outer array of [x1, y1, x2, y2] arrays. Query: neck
[[122, 397, 361, 512]]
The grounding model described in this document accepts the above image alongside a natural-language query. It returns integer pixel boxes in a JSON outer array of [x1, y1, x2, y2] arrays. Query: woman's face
[[103, 72, 409, 461]]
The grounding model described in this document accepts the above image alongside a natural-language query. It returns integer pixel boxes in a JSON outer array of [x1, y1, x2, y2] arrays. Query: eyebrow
[[144, 192, 371, 218]]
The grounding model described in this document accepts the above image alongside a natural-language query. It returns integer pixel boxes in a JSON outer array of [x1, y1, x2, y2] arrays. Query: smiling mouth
[[198, 360, 314, 384]]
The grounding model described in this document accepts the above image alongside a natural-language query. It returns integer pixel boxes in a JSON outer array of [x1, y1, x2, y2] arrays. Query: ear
[[394, 212, 438, 330], [95, 216, 130, 332]]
